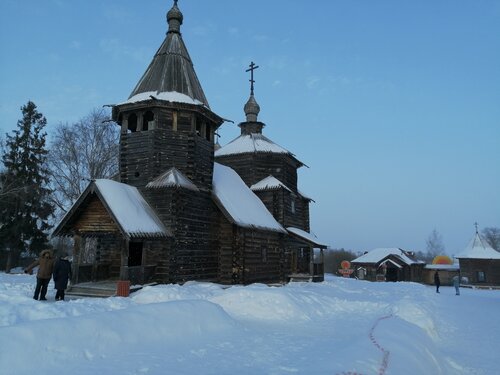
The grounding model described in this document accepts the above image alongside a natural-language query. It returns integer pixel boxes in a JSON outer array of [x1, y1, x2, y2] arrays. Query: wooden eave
[[286, 231, 327, 249], [112, 99, 224, 128]]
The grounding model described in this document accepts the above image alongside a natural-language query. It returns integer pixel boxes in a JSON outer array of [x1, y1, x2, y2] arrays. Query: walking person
[[24, 249, 54, 301], [434, 271, 441, 293], [53, 252, 72, 301], [452, 273, 460, 296]]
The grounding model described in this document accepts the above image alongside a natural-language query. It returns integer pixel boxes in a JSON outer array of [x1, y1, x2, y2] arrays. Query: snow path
[[368, 314, 392, 375]]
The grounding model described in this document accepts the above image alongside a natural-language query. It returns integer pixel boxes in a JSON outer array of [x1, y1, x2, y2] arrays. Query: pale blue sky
[[1, 0, 499, 254]]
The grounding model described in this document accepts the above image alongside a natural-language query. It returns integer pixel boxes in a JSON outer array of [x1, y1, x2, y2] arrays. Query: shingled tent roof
[[126, 1, 209, 107], [455, 231, 500, 259]]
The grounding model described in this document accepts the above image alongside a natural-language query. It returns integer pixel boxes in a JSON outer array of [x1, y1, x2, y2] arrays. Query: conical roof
[[455, 231, 500, 259], [127, 1, 209, 107]]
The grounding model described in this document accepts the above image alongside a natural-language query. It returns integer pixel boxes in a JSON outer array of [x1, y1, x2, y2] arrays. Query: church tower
[[215, 63, 311, 232], [112, 1, 223, 191], [111, 1, 224, 282]]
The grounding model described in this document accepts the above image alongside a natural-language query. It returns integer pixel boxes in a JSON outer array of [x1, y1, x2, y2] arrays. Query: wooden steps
[[66, 281, 147, 298]]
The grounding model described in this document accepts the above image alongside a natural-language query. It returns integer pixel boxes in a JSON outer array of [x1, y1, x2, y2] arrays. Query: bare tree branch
[[47, 108, 119, 219]]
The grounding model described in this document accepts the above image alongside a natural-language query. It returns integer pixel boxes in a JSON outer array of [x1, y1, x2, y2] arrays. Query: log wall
[[216, 153, 299, 193], [72, 196, 120, 234], [459, 259, 500, 285], [119, 106, 217, 191], [144, 187, 218, 283], [217, 214, 285, 285]]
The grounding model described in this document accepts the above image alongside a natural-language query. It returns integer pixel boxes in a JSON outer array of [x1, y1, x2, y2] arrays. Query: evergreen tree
[[0, 101, 54, 271]]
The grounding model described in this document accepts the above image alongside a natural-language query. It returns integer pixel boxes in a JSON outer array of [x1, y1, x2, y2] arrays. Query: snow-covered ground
[[0, 273, 498, 375]]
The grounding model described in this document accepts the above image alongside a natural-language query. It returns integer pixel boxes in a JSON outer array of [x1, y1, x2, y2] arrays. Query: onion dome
[[244, 94, 260, 122], [167, 0, 183, 33]]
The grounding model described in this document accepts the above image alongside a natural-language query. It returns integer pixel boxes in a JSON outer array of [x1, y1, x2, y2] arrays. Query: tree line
[[0, 101, 119, 271]]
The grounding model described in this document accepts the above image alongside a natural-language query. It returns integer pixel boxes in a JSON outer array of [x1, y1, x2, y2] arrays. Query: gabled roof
[[212, 163, 286, 233], [286, 227, 327, 248], [146, 167, 199, 191], [251, 176, 292, 193], [352, 248, 423, 266], [215, 133, 301, 163], [126, 2, 209, 108], [380, 258, 403, 269], [52, 179, 171, 239], [455, 232, 500, 259]]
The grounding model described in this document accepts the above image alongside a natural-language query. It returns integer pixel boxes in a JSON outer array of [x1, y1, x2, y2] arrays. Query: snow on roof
[[146, 167, 199, 191], [120, 91, 205, 107], [352, 248, 422, 265], [425, 264, 460, 270], [455, 232, 500, 259], [286, 227, 327, 248], [215, 133, 293, 157], [251, 176, 292, 193], [380, 258, 403, 269], [94, 179, 171, 238], [212, 163, 286, 233]]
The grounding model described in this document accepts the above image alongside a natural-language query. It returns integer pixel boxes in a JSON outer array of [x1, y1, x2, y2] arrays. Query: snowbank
[[0, 273, 498, 374]]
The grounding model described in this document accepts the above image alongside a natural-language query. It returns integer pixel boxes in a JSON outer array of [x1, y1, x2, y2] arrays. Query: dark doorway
[[128, 242, 143, 267], [386, 266, 398, 282]]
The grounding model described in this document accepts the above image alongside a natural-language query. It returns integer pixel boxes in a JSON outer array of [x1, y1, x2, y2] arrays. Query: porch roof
[[380, 258, 403, 269], [286, 227, 327, 248], [52, 179, 171, 239]]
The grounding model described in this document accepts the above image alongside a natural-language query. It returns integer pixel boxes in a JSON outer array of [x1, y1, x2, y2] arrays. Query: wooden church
[[52, 1, 326, 288]]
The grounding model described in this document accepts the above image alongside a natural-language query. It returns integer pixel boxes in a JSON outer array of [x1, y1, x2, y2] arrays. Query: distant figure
[[434, 271, 441, 293], [24, 249, 54, 301], [452, 273, 460, 296], [53, 252, 72, 301]]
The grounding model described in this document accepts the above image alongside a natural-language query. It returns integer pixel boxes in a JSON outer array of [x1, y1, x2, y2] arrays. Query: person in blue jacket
[[452, 273, 461, 296], [53, 252, 72, 301]]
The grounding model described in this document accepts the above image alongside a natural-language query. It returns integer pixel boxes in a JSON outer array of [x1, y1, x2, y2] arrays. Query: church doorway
[[128, 242, 143, 267]]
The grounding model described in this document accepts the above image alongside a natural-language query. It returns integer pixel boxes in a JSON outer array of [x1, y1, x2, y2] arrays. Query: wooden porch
[[288, 248, 325, 283]]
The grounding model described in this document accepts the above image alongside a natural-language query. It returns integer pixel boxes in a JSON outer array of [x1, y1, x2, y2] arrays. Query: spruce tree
[[0, 101, 54, 271]]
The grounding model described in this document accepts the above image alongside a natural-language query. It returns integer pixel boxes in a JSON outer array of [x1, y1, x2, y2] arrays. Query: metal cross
[[246, 61, 259, 96], [474, 222, 479, 233]]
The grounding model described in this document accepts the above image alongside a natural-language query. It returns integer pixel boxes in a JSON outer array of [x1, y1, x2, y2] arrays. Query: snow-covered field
[[0, 273, 498, 375]]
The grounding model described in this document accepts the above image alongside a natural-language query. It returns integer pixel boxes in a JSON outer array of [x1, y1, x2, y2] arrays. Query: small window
[[477, 271, 486, 282], [291, 198, 296, 214], [128, 113, 138, 133], [143, 111, 154, 131], [261, 246, 268, 263], [205, 123, 211, 141], [195, 117, 202, 136]]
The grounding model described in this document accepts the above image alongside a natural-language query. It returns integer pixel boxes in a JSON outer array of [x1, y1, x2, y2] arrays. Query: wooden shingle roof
[[127, 1, 209, 107]]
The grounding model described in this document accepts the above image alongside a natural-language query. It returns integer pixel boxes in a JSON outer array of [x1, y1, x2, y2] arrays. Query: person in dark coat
[[24, 249, 54, 301], [434, 271, 441, 293], [53, 252, 72, 301]]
